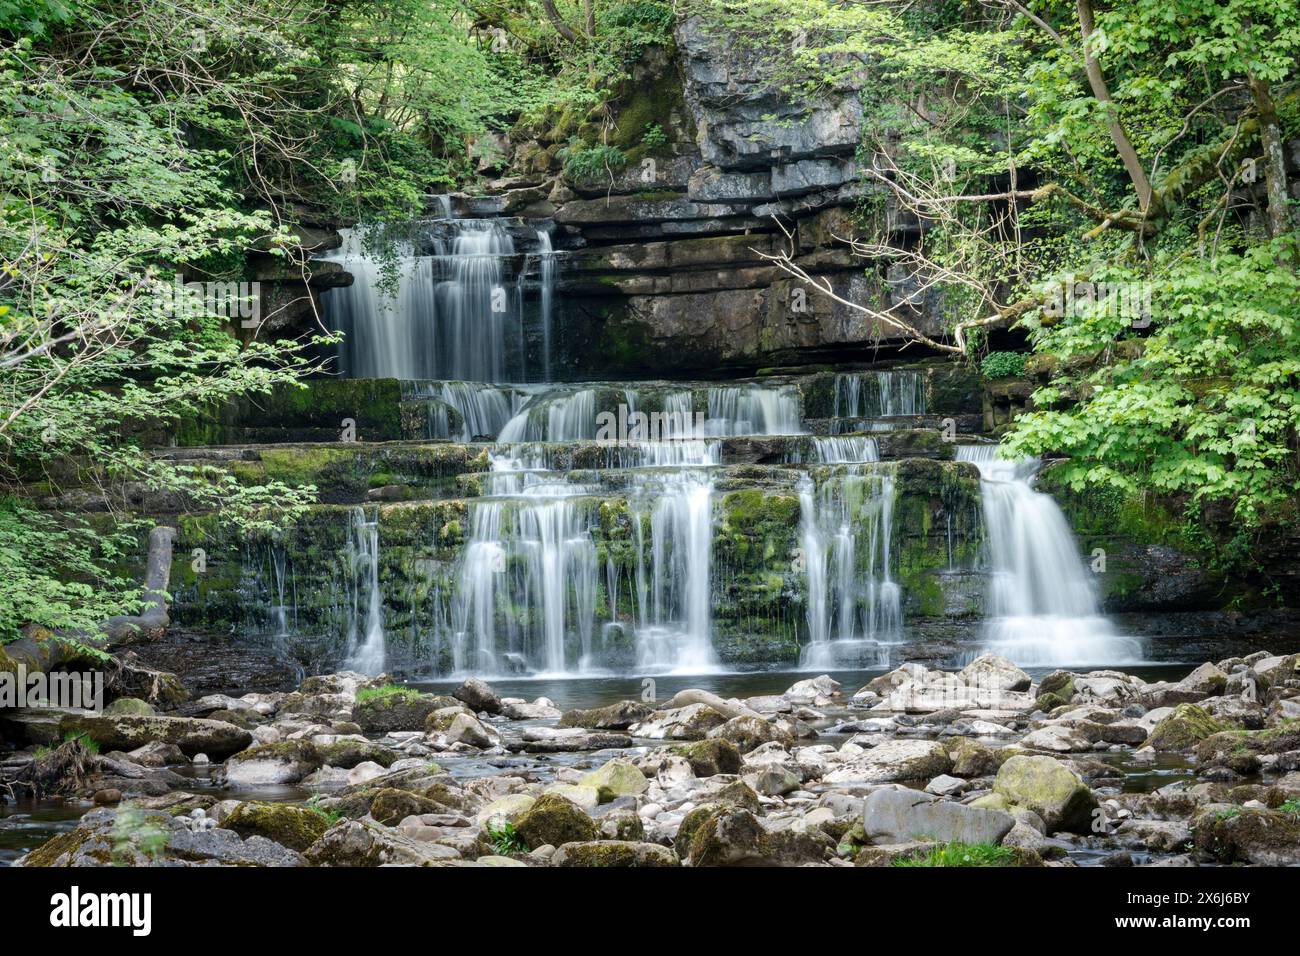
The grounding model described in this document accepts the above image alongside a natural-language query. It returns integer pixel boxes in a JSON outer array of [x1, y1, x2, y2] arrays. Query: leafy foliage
[[980, 351, 1027, 380]]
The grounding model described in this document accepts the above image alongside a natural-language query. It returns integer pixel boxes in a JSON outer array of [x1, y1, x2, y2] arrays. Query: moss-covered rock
[[369, 788, 448, 826], [104, 697, 155, 717], [513, 793, 599, 849], [354, 691, 443, 734], [1142, 704, 1223, 752], [1193, 806, 1300, 865], [223, 801, 329, 851], [559, 700, 653, 730], [671, 738, 742, 776], [59, 713, 252, 759], [315, 739, 402, 770], [993, 755, 1097, 834], [579, 759, 649, 803], [551, 840, 679, 867]]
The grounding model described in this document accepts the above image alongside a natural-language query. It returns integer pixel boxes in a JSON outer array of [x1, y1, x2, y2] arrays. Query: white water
[[832, 370, 926, 432], [320, 221, 558, 383], [344, 507, 387, 675], [798, 468, 901, 669], [956, 444, 1143, 666]]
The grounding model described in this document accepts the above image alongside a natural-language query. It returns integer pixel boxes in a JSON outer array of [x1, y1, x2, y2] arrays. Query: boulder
[[671, 738, 742, 776], [579, 759, 649, 802], [223, 740, 321, 787], [862, 787, 1014, 846], [551, 840, 679, 867], [823, 739, 952, 784], [959, 655, 1031, 692], [452, 678, 502, 715], [707, 714, 793, 753], [475, 794, 536, 828], [630, 702, 729, 740], [301, 819, 462, 866], [993, 755, 1097, 834], [513, 794, 599, 849], [354, 691, 442, 734], [1192, 807, 1300, 865], [685, 806, 833, 866], [1142, 704, 1223, 752], [58, 714, 251, 759], [444, 713, 494, 749], [558, 700, 653, 730], [223, 802, 329, 851]]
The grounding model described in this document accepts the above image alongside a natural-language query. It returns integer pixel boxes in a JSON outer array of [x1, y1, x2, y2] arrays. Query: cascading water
[[832, 369, 926, 432], [320, 220, 557, 383], [798, 467, 901, 669], [344, 507, 387, 675], [956, 444, 1143, 666]]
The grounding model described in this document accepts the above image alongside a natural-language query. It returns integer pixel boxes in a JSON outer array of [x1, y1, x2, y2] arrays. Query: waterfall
[[344, 507, 387, 675], [498, 388, 597, 442], [814, 436, 879, 464], [707, 384, 803, 435], [403, 381, 525, 441], [798, 467, 901, 669], [956, 444, 1142, 665], [627, 463, 718, 673], [537, 229, 555, 381], [832, 369, 926, 432], [321, 221, 559, 383]]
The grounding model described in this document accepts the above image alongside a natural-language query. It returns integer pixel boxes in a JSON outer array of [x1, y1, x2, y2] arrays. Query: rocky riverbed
[[4, 651, 1299, 867]]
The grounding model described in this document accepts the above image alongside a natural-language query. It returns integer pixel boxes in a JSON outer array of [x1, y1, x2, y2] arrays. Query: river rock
[[452, 677, 502, 714], [559, 700, 653, 730], [1142, 704, 1223, 751], [1192, 806, 1300, 865], [444, 712, 494, 749], [302, 819, 462, 866], [708, 714, 793, 752], [823, 738, 952, 784], [684, 806, 833, 866], [354, 691, 443, 734], [991, 755, 1097, 833], [514, 793, 599, 848], [223, 740, 321, 787], [959, 655, 1031, 692], [223, 801, 328, 851], [58, 714, 252, 759], [630, 702, 729, 740], [580, 759, 649, 802], [862, 787, 1014, 845], [476, 794, 536, 828], [500, 697, 562, 720], [672, 738, 742, 776], [551, 840, 680, 867]]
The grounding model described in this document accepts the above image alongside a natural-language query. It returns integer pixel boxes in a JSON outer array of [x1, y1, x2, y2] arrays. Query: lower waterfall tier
[[166, 457, 988, 676]]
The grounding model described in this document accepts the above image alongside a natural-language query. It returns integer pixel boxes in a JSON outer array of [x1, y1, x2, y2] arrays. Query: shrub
[[980, 351, 1026, 379]]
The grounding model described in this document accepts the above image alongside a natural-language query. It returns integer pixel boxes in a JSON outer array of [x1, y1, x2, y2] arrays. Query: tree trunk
[[1248, 74, 1293, 240], [1076, 0, 1154, 212], [541, 0, 581, 43]]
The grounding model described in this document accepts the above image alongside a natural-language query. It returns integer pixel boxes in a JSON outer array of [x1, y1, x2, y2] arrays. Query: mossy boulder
[[354, 691, 443, 734], [559, 700, 653, 730], [1142, 704, 1223, 752], [686, 806, 832, 867], [1192, 807, 1300, 865], [315, 739, 402, 770], [671, 738, 742, 776], [224, 740, 322, 786], [993, 755, 1097, 834], [707, 714, 793, 753], [513, 793, 598, 849], [59, 713, 252, 759], [369, 788, 449, 826], [579, 759, 649, 802], [223, 802, 329, 851], [551, 840, 679, 867], [104, 697, 154, 717]]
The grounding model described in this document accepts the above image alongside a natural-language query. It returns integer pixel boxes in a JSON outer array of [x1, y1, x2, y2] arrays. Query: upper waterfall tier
[[318, 222, 558, 384]]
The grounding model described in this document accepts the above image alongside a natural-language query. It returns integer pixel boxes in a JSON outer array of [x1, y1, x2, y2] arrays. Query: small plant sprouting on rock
[[305, 796, 343, 826], [641, 122, 668, 150], [111, 808, 168, 865], [560, 141, 627, 181], [485, 818, 528, 856], [1278, 799, 1300, 820], [893, 842, 1016, 867]]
